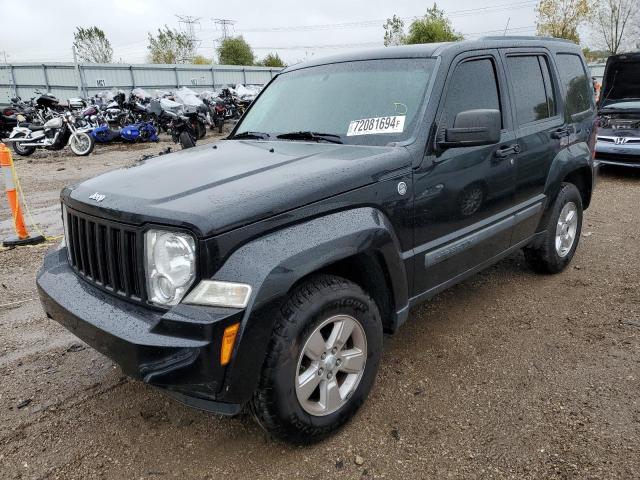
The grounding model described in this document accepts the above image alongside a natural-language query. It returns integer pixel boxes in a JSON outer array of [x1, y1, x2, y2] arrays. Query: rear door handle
[[494, 144, 520, 159], [551, 127, 571, 139]]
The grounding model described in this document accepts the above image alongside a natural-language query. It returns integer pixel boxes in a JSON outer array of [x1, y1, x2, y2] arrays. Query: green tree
[[258, 53, 286, 67], [73, 26, 113, 63], [536, 0, 592, 43], [383, 15, 406, 46], [147, 26, 195, 64], [217, 36, 255, 66], [405, 3, 463, 44]]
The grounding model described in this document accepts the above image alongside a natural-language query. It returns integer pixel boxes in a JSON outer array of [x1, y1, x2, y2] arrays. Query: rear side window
[[507, 55, 556, 125], [556, 54, 593, 116], [443, 58, 502, 128]]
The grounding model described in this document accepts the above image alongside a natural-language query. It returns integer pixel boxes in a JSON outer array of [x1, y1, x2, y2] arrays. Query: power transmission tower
[[176, 14, 201, 61], [212, 18, 236, 41]]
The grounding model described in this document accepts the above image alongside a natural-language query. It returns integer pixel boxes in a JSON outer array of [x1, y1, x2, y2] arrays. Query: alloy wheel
[[295, 314, 367, 416]]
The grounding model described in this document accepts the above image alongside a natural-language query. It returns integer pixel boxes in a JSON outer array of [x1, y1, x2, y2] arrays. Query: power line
[[198, 25, 538, 51], [198, 1, 537, 34]]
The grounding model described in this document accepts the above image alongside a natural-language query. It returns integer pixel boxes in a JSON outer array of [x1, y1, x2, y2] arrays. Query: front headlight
[[144, 229, 196, 306]]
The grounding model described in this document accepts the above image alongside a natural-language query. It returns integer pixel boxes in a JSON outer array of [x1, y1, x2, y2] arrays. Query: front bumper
[[37, 247, 245, 415], [595, 137, 640, 168]]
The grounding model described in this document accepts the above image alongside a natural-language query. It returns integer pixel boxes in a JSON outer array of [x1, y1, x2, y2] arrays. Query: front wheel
[[178, 131, 196, 149], [250, 275, 383, 444], [69, 132, 95, 156], [524, 182, 583, 274]]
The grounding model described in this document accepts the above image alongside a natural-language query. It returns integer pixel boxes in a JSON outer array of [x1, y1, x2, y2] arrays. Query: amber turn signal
[[220, 323, 240, 365]]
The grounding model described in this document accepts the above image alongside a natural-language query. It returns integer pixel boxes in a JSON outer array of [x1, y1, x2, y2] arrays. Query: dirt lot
[[0, 137, 638, 479]]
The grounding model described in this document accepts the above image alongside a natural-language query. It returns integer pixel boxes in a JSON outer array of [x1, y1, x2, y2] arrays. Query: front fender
[[212, 207, 408, 403]]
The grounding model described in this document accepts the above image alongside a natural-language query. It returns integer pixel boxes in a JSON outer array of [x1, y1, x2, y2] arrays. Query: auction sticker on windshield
[[347, 115, 405, 136]]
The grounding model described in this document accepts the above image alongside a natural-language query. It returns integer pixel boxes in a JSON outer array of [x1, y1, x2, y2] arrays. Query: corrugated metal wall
[[0, 62, 280, 104]]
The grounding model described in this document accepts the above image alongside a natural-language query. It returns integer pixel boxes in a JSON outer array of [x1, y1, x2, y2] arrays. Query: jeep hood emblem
[[89, 192, 106, 202]]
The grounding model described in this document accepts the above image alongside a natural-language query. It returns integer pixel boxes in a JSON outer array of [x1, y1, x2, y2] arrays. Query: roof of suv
[[283, 37, 582, 73]]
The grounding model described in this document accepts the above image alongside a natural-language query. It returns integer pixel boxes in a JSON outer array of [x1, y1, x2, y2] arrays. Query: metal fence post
[[210, 65, 215, 88], [42, 64, 50, 92], [129, 65, 136, 88], [242, 68, 247, 85], [174, 66, 179, 88], [9, 65, 17, 97]]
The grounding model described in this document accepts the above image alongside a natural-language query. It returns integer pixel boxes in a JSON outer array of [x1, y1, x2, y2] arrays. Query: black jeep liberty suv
[[38, 37, 597, 444]]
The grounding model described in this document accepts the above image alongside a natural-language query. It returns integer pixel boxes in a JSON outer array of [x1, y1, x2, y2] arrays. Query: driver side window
[[443, 58, 502, 129]]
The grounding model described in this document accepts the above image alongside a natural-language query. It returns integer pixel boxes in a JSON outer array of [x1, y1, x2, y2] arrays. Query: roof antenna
[[503, 17, 511, 36]]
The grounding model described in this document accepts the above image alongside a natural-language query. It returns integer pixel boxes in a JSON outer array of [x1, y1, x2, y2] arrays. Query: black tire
[[178, 131, 196, 149], [11, 134, 35, 157], [250, 274, 383, 444], [524, 182, 583, 274], [198, 121, 206, 139]]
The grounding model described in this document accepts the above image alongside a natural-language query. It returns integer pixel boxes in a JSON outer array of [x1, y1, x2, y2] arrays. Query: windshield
[[235, 58, 437, 146]]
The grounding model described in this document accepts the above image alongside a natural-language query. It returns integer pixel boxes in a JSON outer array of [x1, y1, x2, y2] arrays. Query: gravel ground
[[0, 139, 638, 479]]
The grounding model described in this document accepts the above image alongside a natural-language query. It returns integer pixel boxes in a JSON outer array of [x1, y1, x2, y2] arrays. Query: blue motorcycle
[[91, 121, 159, 144]]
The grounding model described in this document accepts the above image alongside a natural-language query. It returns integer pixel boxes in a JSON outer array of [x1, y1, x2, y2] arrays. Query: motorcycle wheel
[[197, 121, 206, 140], [179, 131, 196, 149], [11, 133, 36, 157], [69, 132, 95, 156]]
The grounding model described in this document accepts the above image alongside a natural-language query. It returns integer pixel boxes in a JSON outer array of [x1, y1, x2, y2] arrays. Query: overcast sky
[[1, 0, 549, 64]]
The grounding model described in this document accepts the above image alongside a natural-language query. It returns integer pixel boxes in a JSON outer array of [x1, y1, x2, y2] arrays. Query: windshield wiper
[[276, 131, 343, 144], [231, 131, 270, 140]]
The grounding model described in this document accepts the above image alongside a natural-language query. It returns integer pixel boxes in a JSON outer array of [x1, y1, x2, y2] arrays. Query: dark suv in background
[[38, 37, 597, 444]]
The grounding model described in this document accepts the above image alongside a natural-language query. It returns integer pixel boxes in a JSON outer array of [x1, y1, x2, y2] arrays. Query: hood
[[64, 140, 409, 237], [599, 53, 640, 108]]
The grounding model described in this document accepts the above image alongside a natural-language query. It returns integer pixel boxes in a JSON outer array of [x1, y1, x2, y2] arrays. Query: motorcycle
[[202, 96, 226, 133], [147, 101, 196, 149], [6, 111, 95, 157], [91, 121, 158, 144], [1, 106, 20, 140]]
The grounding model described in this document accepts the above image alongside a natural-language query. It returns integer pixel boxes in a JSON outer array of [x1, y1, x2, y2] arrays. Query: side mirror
[[438, 109, 501, 148]]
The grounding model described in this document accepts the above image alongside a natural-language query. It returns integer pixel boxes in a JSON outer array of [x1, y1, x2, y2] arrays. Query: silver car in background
[[595, 53, 640, 168]]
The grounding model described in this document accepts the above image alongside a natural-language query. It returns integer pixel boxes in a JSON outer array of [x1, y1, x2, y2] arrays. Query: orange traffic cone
[[1, 144, 45, 247]]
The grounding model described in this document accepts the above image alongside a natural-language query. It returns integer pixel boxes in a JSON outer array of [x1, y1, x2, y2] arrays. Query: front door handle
[[494, 144, 520, 159]]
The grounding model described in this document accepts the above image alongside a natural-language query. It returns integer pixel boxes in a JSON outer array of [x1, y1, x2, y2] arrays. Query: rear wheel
[[250, 275, 383, 444], [11, 133, 35, 156], [524, 182, 583, 274], [178, 131, 196, 149]]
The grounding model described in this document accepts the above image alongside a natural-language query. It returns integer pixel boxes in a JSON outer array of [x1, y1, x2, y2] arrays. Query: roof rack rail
[[479, 35, 576, 44]]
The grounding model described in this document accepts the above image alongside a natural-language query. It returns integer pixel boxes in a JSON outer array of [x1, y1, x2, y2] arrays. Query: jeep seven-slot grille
[[65, 207, 144, 302]]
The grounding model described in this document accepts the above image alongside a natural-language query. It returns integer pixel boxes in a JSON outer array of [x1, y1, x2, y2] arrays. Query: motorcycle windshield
[[160, 98, 183, 113], [174, 87, 204, 107]]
